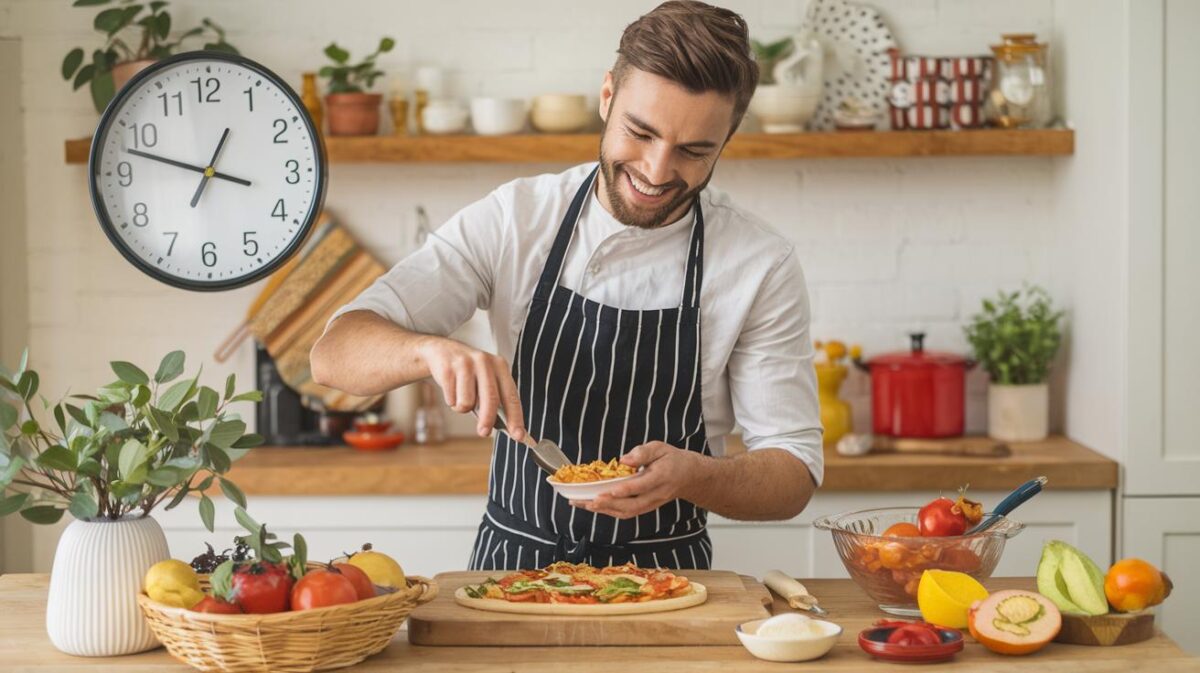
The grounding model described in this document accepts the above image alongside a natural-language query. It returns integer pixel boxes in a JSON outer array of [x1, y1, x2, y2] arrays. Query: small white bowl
[[545, 473, 638, 501], [470, 97, 528, 135], [736, 615, 842, 663], [423, 99, 469, 134]]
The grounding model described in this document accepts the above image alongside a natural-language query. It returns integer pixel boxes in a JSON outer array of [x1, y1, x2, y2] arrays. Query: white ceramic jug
[[45, 514, 171, 656]]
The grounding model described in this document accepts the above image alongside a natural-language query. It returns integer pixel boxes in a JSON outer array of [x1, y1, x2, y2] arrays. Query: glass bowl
[[813, 507, 1024, 616]]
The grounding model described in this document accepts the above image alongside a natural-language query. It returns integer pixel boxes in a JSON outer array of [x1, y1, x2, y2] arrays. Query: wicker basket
[[138, 566, 437, 673]]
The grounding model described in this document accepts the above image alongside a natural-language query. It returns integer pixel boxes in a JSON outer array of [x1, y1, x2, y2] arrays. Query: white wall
[[0, 0, 1126, 571]]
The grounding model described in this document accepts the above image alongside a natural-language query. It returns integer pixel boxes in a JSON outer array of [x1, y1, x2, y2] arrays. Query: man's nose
[[641, 143, 678, 186]]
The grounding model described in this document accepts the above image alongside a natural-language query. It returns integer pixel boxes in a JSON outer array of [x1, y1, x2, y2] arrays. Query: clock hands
[[125, 148, 252, 187], [189, 127, 231, 208]]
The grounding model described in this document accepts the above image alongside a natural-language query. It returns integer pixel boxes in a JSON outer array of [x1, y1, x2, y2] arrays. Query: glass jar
[[986, 34, 1051, 128]]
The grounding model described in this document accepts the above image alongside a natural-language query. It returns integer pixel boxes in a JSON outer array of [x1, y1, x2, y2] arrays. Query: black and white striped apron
[[468, 165, 713, 571]]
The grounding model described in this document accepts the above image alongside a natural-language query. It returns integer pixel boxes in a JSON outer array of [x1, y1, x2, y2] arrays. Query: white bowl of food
[[545, 459, 639, 501], [736, 613, 842, 662]]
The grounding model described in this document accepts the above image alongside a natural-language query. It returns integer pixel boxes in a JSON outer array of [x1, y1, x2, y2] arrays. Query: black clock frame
[[88, 50, 328, 292]]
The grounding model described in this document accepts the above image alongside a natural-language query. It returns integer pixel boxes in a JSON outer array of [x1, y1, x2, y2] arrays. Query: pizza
[[461, 561, 694, 605]]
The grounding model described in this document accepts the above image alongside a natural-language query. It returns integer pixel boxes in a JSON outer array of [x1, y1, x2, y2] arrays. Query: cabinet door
[[1126, 0, 1200, 494], [1123, 497, 1200, 654]]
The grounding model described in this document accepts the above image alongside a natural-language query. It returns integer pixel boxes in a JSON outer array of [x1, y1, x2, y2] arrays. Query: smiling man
[[311, 0, 822, 570]]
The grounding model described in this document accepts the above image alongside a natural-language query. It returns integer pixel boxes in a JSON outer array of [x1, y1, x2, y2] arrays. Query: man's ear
[[599, 71, 615, 123]]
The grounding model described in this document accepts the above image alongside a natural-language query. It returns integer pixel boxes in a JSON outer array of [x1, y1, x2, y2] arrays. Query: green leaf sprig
[[319, 37, 395, 94], [964, 285, 1065, 385]]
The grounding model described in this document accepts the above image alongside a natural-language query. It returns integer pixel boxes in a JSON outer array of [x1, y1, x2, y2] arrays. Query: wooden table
[[204, 434, 1118, 496], [3, 575, 1194, 672]]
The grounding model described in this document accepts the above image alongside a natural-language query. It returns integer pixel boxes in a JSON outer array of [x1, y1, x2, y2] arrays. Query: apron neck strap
[[534, 164, 706, 309]]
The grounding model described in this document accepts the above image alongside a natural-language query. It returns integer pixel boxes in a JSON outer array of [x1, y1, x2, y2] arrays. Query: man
[[311, 0, 822, 571]]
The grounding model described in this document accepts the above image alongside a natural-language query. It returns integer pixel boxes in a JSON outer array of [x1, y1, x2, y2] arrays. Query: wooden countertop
[[207, 434, 1117, 496], [2, 574, 1193, 672]]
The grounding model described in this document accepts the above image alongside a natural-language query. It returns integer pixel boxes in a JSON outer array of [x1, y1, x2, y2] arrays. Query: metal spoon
[[965, 476, 1048, 535], [472, 408, 572, 475]]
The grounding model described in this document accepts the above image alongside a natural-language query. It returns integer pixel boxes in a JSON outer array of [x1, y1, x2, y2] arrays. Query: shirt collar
[[583, 189, 697, 241]]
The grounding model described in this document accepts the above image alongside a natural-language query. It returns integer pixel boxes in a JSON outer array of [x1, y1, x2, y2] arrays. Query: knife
[[473, 408, 572, 475]]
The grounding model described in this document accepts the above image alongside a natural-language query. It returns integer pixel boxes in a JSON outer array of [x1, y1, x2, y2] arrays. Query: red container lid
[[864, 332, 971, 369]]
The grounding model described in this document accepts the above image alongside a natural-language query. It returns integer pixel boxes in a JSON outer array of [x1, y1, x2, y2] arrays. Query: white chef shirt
[[330, 163, 824, 486]]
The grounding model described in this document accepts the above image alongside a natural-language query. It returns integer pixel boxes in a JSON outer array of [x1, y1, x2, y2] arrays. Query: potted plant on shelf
[[319, 37, 395, 136], [0, 350, 262, 656], [748, 32, 824, 133], [964, 286, 1065, 442], [61, 0, 239, 114]]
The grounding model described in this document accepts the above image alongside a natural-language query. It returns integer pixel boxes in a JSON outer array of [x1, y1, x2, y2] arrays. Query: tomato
[[886, 622, 942, 646], [883, 522, 921, 538], [230, 561, 293, 614], [291, 568, 359, 610], [918, 497, 967, 537], [190, 595, 243, 614], [333, 562, 376, 600]]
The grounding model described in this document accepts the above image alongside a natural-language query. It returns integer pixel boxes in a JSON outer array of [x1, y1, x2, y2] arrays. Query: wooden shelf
[[64, 128, 1073, 164]]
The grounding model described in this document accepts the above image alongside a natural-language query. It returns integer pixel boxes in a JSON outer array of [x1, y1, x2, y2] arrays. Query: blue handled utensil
[[964, 476, 1047, 535]]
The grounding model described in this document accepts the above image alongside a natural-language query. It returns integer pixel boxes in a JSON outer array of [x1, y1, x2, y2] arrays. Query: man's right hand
[[416, 336, 527, 441]]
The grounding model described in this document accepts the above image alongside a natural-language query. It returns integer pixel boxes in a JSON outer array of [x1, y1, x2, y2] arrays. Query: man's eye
[[680, 148, 707, 159], [626, 127, 651, 141]]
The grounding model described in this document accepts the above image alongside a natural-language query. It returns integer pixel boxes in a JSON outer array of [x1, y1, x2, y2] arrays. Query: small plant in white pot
[[964, 286, 1064, 442], [748, 33, 824, 133], [0, 350, 261, 656]]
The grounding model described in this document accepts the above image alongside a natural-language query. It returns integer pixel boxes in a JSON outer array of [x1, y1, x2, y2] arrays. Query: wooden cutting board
[[408, 570, 771, 647]]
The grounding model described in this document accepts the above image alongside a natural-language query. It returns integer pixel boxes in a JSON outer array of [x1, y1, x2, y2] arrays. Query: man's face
[[597, 69, 734, 229]]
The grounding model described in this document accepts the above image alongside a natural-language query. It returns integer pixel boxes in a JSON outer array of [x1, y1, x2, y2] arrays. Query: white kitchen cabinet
[[1122, 497, 1200, 655], [153, 489, 1110, 583]]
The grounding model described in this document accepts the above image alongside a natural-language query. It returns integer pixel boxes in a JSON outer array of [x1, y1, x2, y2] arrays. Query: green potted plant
[[748, 33, 824, 133], [61, 0, 238, 113], [319, 37, 395, 136], [0, 350, 262, 656], [964, 286, 1065, 442]]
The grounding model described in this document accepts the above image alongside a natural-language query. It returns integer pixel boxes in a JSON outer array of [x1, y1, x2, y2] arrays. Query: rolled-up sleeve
[[327, 189, 507, 336], [727, 247, 824, 486]]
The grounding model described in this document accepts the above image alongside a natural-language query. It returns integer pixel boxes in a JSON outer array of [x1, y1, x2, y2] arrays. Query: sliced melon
[[968, 590, 1062, 655], [1054, 541, 1109, 616], [1037, 542, 1083, 614]]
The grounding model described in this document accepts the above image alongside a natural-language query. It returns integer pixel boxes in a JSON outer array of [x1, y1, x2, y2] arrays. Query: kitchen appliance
[[408, 570, 770, 646], [255, 344, 336, 446], [856, 333, 973, 438]]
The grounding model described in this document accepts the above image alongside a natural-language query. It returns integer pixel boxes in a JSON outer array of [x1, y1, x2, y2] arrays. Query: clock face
[[89, 52, 326, 290]]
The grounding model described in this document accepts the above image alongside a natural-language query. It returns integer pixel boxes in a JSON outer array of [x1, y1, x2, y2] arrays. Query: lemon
[[347, 550, 406, 589], [144, 559, 204, 609], [918, 569, 989, 628]]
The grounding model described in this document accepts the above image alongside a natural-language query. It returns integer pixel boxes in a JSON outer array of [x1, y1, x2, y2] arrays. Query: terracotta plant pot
[[111, 59, 156, 93], [987, 382, 1049, 442], [325, 92, 382, 136]]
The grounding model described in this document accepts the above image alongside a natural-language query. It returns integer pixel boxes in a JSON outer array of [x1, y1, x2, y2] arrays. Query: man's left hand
[[570, 441, 706, 519]]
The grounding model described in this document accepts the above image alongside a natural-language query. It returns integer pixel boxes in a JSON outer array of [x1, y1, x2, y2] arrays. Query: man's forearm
[[684, 448, 816, 521], [310, 310, 435, 396]]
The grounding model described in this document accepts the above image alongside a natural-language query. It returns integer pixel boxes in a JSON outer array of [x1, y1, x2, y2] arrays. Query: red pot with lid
[[855, 333, 974, 438]]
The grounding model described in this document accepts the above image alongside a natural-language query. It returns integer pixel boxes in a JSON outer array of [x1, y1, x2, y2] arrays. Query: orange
[[883, 522, 921, 537], [1104, 558, 1172, 612]]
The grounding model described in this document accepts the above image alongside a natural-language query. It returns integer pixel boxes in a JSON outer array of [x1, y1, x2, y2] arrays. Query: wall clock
[[89, 51, 326, 291]]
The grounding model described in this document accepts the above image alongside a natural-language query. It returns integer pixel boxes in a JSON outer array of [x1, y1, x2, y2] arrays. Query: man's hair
[[612, 0, 759, 133]]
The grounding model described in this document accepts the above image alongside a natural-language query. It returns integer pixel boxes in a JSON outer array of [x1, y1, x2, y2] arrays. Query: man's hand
[[571, 441, 704, 519], [416, 336, 526, 441]]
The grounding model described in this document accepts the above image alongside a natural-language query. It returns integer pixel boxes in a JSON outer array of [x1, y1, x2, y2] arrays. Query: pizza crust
[[454, 582, 708, 616]]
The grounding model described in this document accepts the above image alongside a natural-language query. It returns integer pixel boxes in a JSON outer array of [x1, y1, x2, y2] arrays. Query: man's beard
[[598, 147, 712, 230]]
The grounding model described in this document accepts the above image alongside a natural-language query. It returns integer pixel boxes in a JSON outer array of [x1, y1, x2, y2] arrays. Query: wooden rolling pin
[[764, 570, 827, 615]]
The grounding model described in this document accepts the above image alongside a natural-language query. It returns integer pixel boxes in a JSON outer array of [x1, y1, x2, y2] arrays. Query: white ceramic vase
[[987, 382, 1049, 442], [45, 514, 170, 656]]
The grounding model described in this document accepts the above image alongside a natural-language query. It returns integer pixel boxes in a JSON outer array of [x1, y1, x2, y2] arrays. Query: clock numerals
[[163, 231, 178, 256], [285, 159, 300, 184], [190, 77, 221, 103], [201, 242, 217, 268], [130, 122, 158, 149], [132, 202, 149, 227], [271, 198, 287, 221], [243, 87, 253, 112], [117, 161, 133, 187], [243, 232, 258, 256], [272, 119, 288, 143], [157, 91, 182, 117]]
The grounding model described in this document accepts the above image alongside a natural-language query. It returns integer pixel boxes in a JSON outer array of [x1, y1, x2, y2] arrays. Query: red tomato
[[333, 562, 376, 600], [191, 595, 243, 614], [886, 623, 941, 646], [918, 497, 967, 537], [883, 522, 921, 538], [231, 562, 293, 614], [291, 569, 359, 610]]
